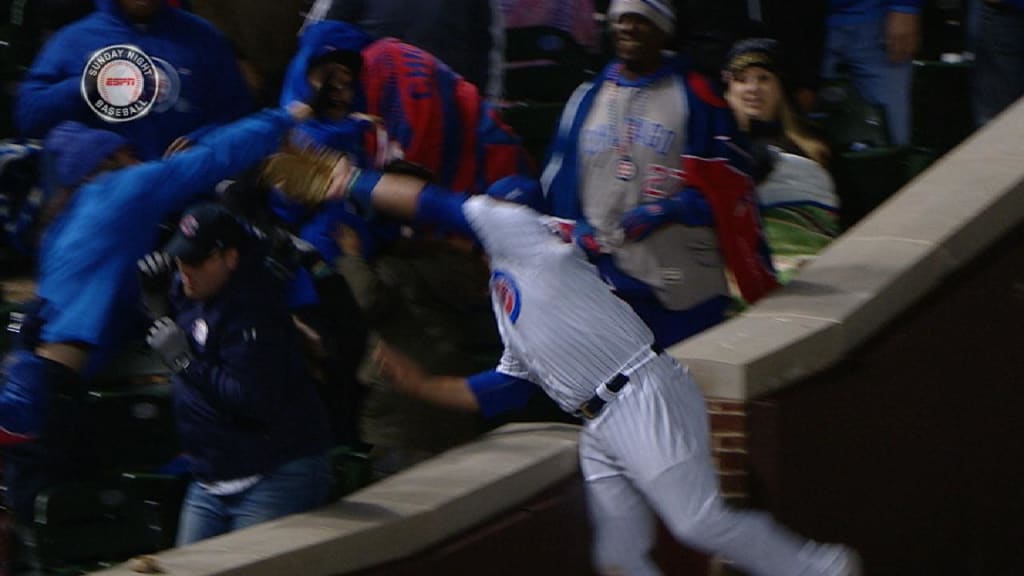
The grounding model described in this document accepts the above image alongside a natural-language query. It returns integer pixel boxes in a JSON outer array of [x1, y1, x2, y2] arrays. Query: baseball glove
[[261, 141, 351, 206]]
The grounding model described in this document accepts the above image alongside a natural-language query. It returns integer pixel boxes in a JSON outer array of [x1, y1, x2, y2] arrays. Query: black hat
[[725, 37, 783, 77], [166, 203, 245, 265]]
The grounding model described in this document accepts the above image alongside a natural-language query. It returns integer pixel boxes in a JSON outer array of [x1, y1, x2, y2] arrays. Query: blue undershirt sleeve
[[467, 369, 536, 419], [347, 169, 383, 209], [414, 185, 477, 239], [347, 171, 477, 238]]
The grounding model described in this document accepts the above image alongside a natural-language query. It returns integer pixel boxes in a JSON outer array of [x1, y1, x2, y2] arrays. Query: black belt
[[576, 344, 663, 420]]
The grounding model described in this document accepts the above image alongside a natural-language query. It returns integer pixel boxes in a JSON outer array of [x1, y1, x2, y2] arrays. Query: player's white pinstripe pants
[[579, 354, 856, 576]]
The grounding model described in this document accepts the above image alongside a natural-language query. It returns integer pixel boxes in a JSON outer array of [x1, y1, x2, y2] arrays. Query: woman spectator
[[724, 38, 840, 278]]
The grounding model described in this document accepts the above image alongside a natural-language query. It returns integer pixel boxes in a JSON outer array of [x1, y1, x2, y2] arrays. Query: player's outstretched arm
[[344, 168, 430, 221], [374, 341, 480, 412], [344, 167, 476, 237], [263, 150, 475, 234]]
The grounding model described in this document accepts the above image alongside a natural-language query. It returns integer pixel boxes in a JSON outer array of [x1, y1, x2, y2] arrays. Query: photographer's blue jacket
[[168, 244, 331, 482], [16, 0, 253, 160]]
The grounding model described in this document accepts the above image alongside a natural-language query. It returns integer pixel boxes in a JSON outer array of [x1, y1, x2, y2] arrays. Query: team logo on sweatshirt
[[491, 270, 522, 324], [81, 44, 159, 123]]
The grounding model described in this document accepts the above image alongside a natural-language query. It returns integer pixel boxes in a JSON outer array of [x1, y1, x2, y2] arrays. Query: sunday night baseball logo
[[81, 44, 159, 123]]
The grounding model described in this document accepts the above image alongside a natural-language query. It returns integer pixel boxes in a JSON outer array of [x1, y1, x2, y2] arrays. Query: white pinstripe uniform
[[462, 195, 858, 576]]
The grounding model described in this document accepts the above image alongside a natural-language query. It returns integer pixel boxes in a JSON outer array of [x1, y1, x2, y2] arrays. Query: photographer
[[141, 203, 332, 544]]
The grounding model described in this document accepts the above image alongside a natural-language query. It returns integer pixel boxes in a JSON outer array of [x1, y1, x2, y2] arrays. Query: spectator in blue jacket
[[145, 203, 332, 544], [822, 0, 922, 145], [15, 0, 254, 160], [273, 18, 378, 253], [0, 103, 310, 528]]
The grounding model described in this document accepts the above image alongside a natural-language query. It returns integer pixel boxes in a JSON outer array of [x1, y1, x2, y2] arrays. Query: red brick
[[718, 473, 749, 496], [706, 399, 746, 415], [710, 412, 746, 433], [715, 434, 748, 453], [714, 451, 748, 473], [721, 492, 749, 503]]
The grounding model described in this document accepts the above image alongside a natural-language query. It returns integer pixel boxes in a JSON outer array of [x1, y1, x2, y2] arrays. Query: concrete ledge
[[90, 423, 580, 576], [674, 96, 1024, 400]]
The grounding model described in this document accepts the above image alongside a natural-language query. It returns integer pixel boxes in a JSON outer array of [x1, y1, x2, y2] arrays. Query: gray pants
[[579, 356, 855, 576]]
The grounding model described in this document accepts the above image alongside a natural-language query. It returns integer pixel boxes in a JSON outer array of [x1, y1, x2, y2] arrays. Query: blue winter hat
[[485, 175, 545, 212], [281, 21, 375, 106], [43, 121, 128, 190]]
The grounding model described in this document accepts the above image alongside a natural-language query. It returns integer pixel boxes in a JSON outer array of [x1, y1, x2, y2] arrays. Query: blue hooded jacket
[[542, 55, 742, 221], [278, 21, 380, 263], [541, 55, 777, 343], [36, 108, 297, 374], [16, 0, 254, 160], [279, 21, 378, 165]]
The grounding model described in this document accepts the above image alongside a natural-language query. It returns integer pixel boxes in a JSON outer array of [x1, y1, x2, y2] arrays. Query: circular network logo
[[81, 44, 159, 123]]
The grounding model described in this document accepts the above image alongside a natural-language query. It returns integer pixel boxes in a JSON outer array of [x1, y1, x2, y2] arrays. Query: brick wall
[[706, 399, 751, 576], [707, 398, 750, 503]]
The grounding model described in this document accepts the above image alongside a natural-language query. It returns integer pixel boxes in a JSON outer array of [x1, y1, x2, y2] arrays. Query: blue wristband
[[467, 369, 536, 419], [415, 185, 476, 238], [347, 169, 383, 211]]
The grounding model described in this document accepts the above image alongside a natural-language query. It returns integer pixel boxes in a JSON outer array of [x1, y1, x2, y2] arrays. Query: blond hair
[[780, 98, 831, 167]]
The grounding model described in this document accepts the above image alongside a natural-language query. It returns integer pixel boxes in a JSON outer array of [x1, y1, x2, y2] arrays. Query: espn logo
[[105, 78, 137, 87]]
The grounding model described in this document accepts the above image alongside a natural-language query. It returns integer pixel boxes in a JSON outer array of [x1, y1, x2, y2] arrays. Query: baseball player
[[302, 159, 862, 575]]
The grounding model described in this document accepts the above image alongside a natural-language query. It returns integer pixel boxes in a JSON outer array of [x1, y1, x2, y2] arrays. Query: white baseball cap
[[608, 0, 676, 37]]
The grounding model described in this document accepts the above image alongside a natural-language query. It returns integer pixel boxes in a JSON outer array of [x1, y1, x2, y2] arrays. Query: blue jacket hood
[[95, 0, 170, 21], [280, 21, 374, 106]]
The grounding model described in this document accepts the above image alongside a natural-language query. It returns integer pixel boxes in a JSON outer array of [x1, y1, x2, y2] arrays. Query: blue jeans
[[973, 3, 1024, 126], [176, 452, 332, 546], [823, 17, 913, 145]]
